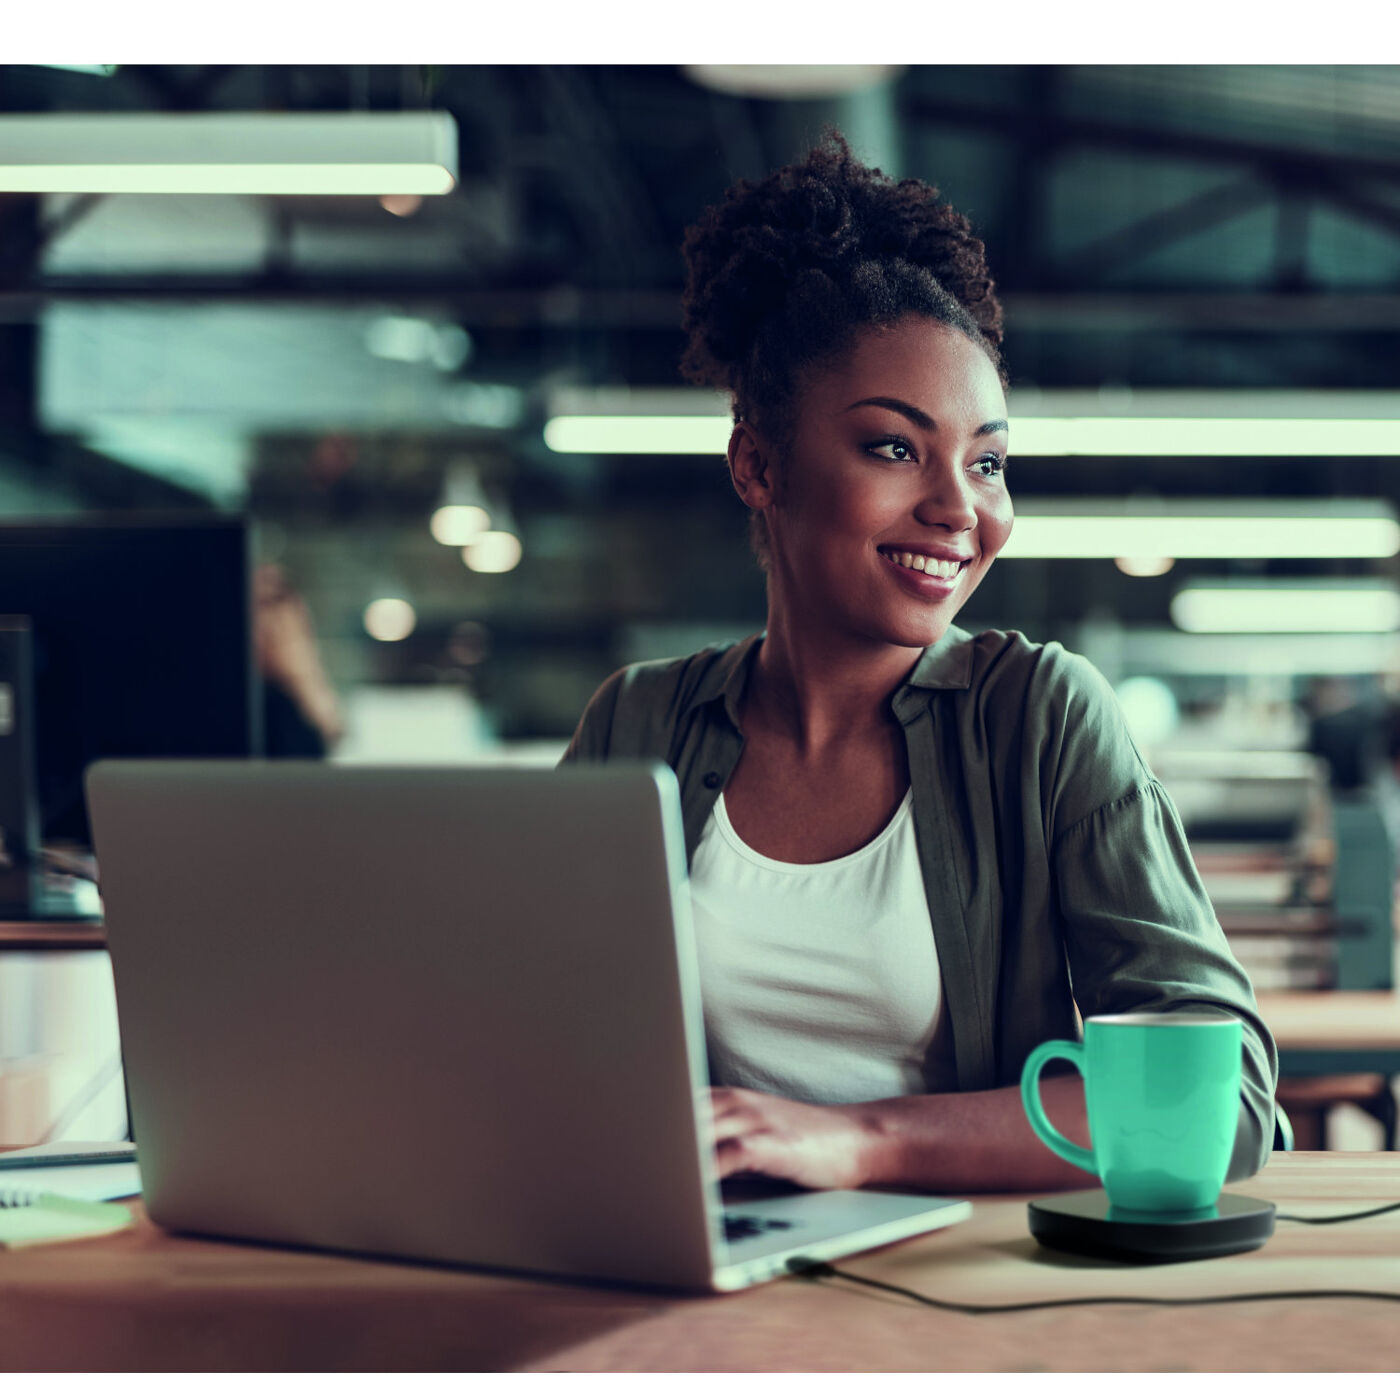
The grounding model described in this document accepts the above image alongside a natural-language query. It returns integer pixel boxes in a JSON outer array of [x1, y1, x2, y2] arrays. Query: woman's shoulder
[[958, 627, 1149, 791], [563, 634, 756, 762], [601, 634, 753, 710], [945, 627, 1115, 708]]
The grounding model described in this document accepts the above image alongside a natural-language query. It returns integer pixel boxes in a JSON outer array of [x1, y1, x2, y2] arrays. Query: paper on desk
[[0, 1141, 135, 1168], [0, 1160, 141, 1202]]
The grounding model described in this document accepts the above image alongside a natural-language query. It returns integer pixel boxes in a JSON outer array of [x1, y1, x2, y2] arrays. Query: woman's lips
[[877, 548, 969, 597]]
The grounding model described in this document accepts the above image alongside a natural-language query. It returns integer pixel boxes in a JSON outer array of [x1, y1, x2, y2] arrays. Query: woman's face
[[757, 316, 1013, 651]]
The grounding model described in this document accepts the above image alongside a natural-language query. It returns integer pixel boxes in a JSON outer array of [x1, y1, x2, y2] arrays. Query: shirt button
[[703, 771, 721, 789]]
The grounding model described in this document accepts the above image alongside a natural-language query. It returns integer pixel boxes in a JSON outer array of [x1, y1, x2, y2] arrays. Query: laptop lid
[[87, 760, 723, 1290]]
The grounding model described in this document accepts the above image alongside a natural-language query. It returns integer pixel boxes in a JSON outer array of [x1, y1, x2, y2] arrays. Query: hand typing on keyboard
[[707, 1086, 877, 1191]]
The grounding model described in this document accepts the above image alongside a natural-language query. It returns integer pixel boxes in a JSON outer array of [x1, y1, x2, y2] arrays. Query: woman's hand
[[707, 1087, 878, 1191]]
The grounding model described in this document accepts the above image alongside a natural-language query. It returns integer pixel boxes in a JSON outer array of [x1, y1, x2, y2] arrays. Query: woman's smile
[[876, 546, 971, 597]]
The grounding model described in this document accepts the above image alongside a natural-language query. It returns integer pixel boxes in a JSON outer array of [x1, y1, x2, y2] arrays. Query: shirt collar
[[685, 626, 976, 727], [685, 632, 764, 730], [892, 625, 976, 721]]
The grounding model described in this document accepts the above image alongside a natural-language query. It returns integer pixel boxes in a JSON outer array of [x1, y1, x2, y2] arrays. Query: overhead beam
[[1054, 178, 1274, 285], [902, 93, 1400, 188], [6, 280, 1400, 332]]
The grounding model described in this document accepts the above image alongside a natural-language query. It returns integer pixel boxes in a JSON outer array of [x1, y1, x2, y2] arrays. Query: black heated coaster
[[1028, 1189, 1275, 1263]]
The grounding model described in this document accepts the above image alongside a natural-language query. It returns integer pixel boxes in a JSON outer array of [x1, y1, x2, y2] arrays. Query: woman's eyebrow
[[843, 396, 1009, 439]]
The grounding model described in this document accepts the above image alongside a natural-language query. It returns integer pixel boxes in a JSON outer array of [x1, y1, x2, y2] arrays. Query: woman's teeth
[[882, 550, 962, 580]]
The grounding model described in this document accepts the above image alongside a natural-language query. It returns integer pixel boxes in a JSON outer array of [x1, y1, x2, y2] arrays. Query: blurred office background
[[2, 63, 1399, 1148]]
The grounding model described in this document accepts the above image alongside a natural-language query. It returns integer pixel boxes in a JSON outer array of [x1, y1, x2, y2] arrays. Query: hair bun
[[680, 131, 1004, 405]]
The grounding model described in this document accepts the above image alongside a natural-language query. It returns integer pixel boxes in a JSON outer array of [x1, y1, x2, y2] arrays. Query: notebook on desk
[[84, 760, 969, 1292]]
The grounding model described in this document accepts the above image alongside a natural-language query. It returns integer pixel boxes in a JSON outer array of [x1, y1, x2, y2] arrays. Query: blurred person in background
[[254, 563, 344, 757], [562, 134, 1277, 1195]]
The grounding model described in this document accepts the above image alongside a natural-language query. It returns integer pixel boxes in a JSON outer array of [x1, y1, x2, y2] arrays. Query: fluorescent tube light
[[1171, 583, 1400, 633], [0, 113, 457, 195], [1010, 417, 1400, 456], [542, 389, 1400, 458], [1002, 500, 1400, 560], [543, 415, 729, 455], [543, 413, 1400, 458]]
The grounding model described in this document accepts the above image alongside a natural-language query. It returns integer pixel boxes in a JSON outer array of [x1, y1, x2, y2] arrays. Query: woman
[[562, 134, 1278, 1194]]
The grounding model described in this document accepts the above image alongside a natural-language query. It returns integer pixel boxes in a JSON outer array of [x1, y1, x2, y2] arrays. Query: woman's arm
[[711, 1076, 1098, 1195]]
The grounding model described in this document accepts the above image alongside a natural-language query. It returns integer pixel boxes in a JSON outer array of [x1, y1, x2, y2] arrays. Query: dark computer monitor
[[0, 514, 260, 849]]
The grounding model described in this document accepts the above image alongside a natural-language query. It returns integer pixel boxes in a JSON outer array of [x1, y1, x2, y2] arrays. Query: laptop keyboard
[[722, 1213, 796, 1242]]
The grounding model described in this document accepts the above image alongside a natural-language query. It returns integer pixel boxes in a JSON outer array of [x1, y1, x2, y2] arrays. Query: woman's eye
[[868, 439, 915, 462], [972, 454, 1006, 479]]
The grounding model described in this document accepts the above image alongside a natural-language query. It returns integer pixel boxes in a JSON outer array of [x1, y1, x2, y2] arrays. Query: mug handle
[[1020, 1039, 1096, 1176]]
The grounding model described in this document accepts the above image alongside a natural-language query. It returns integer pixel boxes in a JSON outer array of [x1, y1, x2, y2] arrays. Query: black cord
[[1276, 1200, 1400, 1225], [786, 1199, 1400, 1313], [787, 1259, 1400, 1313]]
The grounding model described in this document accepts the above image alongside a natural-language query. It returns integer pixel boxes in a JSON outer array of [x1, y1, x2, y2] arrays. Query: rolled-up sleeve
[[1054, 778, 1280, 1180]]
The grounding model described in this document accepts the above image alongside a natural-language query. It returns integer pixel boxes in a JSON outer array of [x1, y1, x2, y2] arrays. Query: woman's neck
[[746, 609, 925, 756]]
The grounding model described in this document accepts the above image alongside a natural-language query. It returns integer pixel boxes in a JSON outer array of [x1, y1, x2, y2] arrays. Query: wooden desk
[[0, 1153, 1396, 1372], [1258, 990, 1400, 1075]]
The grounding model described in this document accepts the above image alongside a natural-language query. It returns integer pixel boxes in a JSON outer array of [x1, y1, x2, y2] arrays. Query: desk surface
[[0, 1152, 1396, 1372]]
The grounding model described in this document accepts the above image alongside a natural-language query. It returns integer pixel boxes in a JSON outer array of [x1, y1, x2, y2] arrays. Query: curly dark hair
[[680, 132, 1005, 567]]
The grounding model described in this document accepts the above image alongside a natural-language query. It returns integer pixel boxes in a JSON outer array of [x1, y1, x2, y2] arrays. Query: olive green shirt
[[561, 626, 1279, 1181]]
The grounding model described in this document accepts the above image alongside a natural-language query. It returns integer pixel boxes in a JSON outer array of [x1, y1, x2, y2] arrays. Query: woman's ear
[[727, 422, 776, 510]]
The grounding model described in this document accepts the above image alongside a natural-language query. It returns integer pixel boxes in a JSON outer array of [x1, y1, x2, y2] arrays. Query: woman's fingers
[[713, 1136, 754, 1178]]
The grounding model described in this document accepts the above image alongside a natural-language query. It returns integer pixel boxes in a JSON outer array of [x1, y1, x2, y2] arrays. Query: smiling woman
[[560, 134, 1278, 1197]]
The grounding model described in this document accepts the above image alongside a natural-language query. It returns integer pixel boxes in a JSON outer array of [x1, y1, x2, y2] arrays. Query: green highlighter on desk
[[0, 1141, 139, 1248], [1020, 1012, 1276, 1263], [0, 1190, 132, 1250]]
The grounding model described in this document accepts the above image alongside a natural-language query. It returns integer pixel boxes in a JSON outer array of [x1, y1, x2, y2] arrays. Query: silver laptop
[[85, 760, 970, 1292]]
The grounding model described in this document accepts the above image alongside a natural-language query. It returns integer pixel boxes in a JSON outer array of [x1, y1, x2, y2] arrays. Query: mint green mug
[[1020, 1012, 1242, 1214]]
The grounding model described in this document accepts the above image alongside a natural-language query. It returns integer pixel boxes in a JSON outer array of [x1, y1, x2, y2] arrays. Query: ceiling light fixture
[[1115, 557, 1175, 577], [543, 415, 728, 456], [430, 505, 491, 547], [683, 65, 904, 99], [542, 412, 1400, 458], [0, 112, 458, 195], [1001, 499, 1400, 561], [542, 389, 1400, 459], [1009, 417, 1400, 457], [363, 597, 417, 642], [463, 532, 522, 574], [1170, 582, 1400, 634]]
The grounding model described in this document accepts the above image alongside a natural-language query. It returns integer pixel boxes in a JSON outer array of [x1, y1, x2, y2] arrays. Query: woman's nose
[[913, 466, 978, 534]]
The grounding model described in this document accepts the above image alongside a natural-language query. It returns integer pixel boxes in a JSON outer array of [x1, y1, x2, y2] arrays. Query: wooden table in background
[[1258, 990, 1400, 1075], [0, 1153, 1396, 1372], [0, 920, 105, 952]]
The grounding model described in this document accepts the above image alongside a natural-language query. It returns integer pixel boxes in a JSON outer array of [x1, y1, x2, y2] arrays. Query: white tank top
[[689, 788, 953, 1105]]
